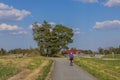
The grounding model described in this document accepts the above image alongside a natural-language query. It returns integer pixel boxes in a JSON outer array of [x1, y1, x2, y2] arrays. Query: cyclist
[[69, 52, 74, 66]]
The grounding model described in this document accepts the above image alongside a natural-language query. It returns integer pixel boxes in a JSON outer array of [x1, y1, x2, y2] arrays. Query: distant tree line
[[83, 46, 120, 55], [0, 48, 40, 56], [98, 46, 120, 54], [0, 46, 120, 56]]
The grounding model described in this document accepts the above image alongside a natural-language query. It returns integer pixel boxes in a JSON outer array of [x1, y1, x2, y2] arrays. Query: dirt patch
[[24, 60, 48, 80], [7, 60, 48, 80], [8, 69, 31, 80]]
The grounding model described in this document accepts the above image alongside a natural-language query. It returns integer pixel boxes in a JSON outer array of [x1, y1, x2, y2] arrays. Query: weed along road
[[51, 58, 97, 80]]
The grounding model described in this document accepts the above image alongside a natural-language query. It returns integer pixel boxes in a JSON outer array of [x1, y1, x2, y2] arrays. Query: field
[[74, 57, 120, 80], [102, 54, 120, 59], [0, 56, 53, 80]]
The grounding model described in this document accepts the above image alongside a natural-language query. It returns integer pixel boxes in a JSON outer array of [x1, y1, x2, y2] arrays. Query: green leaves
[[32, 21, 74, 56]]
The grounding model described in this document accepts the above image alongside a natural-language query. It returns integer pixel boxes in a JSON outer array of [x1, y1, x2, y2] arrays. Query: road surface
[[51, 58, 97, 80]]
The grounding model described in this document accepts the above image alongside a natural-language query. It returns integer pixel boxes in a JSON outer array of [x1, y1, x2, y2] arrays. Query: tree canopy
[[32, 21, 74, 56]]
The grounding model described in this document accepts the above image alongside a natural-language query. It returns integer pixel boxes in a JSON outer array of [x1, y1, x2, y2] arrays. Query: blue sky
[[0, 0, 120, 51]]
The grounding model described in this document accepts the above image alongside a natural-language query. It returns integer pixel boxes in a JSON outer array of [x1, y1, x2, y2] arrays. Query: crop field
[[0, 56, 53, 80], [74, 58, 120, 80]]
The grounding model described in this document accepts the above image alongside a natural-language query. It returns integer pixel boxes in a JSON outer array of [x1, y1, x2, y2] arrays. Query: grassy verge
[[74, 58, 120, 80], [102, 54, 120, 59], [36, 60, 53, 80]]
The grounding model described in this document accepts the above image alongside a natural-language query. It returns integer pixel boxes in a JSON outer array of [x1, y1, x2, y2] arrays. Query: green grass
[[36, 60, 53, 80], [74, 58, 120, 80], [0, 65, 20, 80], [0, 56, 49, 80], [27, 57, 43, 70], [102, 54, 120, 59]]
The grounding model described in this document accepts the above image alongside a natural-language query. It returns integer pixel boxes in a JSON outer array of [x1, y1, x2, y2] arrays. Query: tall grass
[[74, 58, 120, 80]]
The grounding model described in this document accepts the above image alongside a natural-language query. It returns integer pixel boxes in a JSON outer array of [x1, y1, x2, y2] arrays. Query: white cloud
[[74, 31, 80, 34], [10, 31, 27, 35], [29, 25, 33, 29], [74, 28, 80, 30], [0, 23, 27, 35], [0, 23, 22, 31], [104, 0, 120, 7], [75, 0, 98, 3], [93, 20, 120, 30], [0, 3, 31, 21], [49, 22, 56, 25], [0, 2, 13, 9], [73, 28, 80, 34], [29, 23, 41, 29]]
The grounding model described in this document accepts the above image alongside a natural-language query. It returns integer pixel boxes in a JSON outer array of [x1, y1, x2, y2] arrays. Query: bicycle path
[[51, 58, 97, 80]]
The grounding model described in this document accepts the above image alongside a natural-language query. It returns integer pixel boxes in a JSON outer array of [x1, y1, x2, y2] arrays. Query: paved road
[[51, 58, 97, 80]]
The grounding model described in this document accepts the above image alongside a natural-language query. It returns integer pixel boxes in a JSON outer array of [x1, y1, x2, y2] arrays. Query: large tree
[[32, 21, 74, 56]]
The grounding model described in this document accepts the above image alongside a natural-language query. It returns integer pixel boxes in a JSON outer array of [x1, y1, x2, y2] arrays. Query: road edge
[[45, 60, 55, 80]]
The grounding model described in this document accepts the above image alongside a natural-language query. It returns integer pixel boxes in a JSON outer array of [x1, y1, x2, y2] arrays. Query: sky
[[0, 0, 120, 51]]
